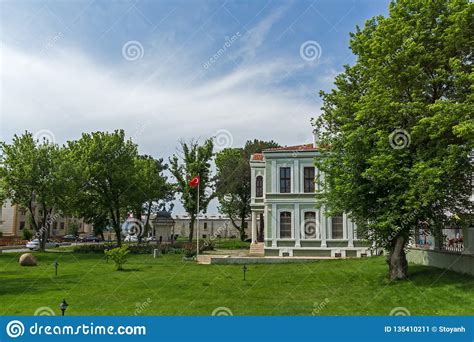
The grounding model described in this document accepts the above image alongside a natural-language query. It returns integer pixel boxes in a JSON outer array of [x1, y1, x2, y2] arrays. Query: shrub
[[73, 244, 110, 253], [183, 243, 197, 258], [127, 244, 155, 254], [22, 229, 33, 241], [105, 246, 129, 270]]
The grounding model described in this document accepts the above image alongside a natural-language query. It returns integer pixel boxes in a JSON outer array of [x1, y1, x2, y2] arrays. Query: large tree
[[215, 140, 279, 241], [0, 132, 69, 250], [169, 139, 214, 242], [67, 130, 140, 246], [314, 0, 473, 280]]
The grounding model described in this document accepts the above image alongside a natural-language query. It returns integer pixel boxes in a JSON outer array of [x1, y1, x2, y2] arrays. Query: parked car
[[124, 235, 138, 242], [79, 235, 101, 243], [26, 239, 60, 250], [62, 234, 78, 242]]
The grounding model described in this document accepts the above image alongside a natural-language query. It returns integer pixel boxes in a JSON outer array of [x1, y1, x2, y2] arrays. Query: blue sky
[[0, 0, 390, 213]]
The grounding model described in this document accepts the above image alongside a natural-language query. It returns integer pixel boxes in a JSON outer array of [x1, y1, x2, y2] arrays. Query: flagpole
[[196, 180, 200, 259]]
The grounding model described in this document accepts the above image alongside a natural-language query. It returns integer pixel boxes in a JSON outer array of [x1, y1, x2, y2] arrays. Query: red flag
[[189, 176, 200, 188]]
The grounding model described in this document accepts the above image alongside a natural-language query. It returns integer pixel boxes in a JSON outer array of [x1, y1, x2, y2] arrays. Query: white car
[[124, 235, 138, 242], [26, 239, 60, 250]]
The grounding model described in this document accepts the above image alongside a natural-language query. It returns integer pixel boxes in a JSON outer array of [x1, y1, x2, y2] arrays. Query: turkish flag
[[189, 176, 200, 188]]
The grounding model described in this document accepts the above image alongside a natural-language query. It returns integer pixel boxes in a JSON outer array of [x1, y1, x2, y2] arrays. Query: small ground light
[[60, 299, 69, 316], [54, 260, 59, 276], [243, 265, 248, 281]]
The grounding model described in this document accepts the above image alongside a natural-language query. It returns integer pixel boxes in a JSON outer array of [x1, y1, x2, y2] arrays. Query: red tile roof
[[251, 144, 318, 160], [264, 143, 316, 152]]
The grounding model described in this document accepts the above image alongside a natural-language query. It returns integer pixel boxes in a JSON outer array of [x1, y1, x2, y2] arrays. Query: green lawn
[[0, 250, 472, 316]]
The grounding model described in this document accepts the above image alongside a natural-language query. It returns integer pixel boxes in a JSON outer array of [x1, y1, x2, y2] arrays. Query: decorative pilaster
[[271, 204, 277, 247], [320, 205, 327, 247], [271, 161, 277, 193], [348, 218, 354, 247], [251, 211, 257, 243], [295, 203, 300, 247], [343, 213, 348, 240]]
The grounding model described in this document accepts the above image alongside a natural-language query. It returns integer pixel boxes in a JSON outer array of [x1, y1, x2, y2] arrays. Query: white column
[[271, 204, 277, 247], [272, 161, 277, 193], [321, 205, 327, 247], [348, 218, 354, 247], [251, 211, 257, 243], [294, 203, 300, 247], [294, 160, 299, 193], [343, 213, 348, 240]]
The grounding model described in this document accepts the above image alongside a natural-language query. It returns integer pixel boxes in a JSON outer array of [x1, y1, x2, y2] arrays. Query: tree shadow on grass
[[116, 268, 141, 272], [406, 264, 474, 291], [0, 274, 80, 296]]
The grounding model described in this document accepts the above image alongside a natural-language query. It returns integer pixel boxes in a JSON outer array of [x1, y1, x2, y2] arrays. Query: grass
[[214, 239, 250, 249], [0, 250, 472, 316]]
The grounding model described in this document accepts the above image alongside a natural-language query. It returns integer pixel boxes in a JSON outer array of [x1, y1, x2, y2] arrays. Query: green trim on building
[[293, 249, 331, 257], [346, 250, 358, 257], [277, 240, 295, 247], [301, 241, 322, 247], [354, 240, 371, 247], [326, 240, 348, 248], [264, 249, 279, 256]]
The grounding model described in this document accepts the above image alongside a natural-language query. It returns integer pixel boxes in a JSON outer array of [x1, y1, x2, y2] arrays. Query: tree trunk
[[115, 225, 122, 246], [387, 235, 408, 280], [188, 217, 195, 242], [144, 201, 153, 236], [239, 217, 246, 241]]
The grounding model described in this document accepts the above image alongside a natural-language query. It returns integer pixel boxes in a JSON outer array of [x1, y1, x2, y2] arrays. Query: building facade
[[249, 141, 371, 257], [171, 214, 251, 241], [0, 199, 93, 238]]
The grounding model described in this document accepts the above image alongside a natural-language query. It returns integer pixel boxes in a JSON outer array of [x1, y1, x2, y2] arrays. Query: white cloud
[[1, 44, 319, 156], [237, 6, 287, 62]]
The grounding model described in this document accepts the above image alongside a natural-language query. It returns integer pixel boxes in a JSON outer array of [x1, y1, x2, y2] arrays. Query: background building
[[0, 199, 93, 238]]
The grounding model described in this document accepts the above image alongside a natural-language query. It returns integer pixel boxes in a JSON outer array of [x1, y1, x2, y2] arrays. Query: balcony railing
[[439, 228, 464, 253], [412, 227, 464, 254]]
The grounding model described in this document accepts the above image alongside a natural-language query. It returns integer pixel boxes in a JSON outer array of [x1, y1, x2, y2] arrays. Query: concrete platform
[[196, 254, 332, 264]]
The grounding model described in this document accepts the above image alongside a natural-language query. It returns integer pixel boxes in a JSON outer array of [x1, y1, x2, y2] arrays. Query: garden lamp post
[[243, 265, 248, 281], [59, 299, 69, 316], [54, 260, 59, 276]]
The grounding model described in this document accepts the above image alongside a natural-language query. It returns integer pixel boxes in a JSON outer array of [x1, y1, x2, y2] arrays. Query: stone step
[[249, 243, 264, 257]]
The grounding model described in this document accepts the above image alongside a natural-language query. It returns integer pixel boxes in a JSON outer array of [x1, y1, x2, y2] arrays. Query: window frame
[[278, 211, 293, 239], [279, 167, 291, 193], [331, 214, 344, 239], [303, 167, 315, 193], [255, 175, 264, 197], [303, 211, 319, 239]]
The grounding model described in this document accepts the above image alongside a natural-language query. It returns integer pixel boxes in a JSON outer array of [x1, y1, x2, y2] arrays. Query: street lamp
[[59, 299, 69, 316], [243, 265, 248, 281]]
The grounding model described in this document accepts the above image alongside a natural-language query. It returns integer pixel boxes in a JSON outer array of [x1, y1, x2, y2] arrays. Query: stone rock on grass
[[19, 253, 37, 266]]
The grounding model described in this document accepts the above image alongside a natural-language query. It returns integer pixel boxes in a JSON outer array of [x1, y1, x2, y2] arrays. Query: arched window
[[304, 211, 318, 239], [256, 176, 263, 197], [279, 212, 292, 238]]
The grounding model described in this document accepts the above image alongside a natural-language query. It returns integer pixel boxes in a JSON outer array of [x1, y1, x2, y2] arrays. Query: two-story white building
[[249, 139, 371, 258]]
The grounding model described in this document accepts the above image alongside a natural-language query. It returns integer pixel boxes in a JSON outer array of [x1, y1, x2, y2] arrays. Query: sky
[[0, 0, 390, 214]]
